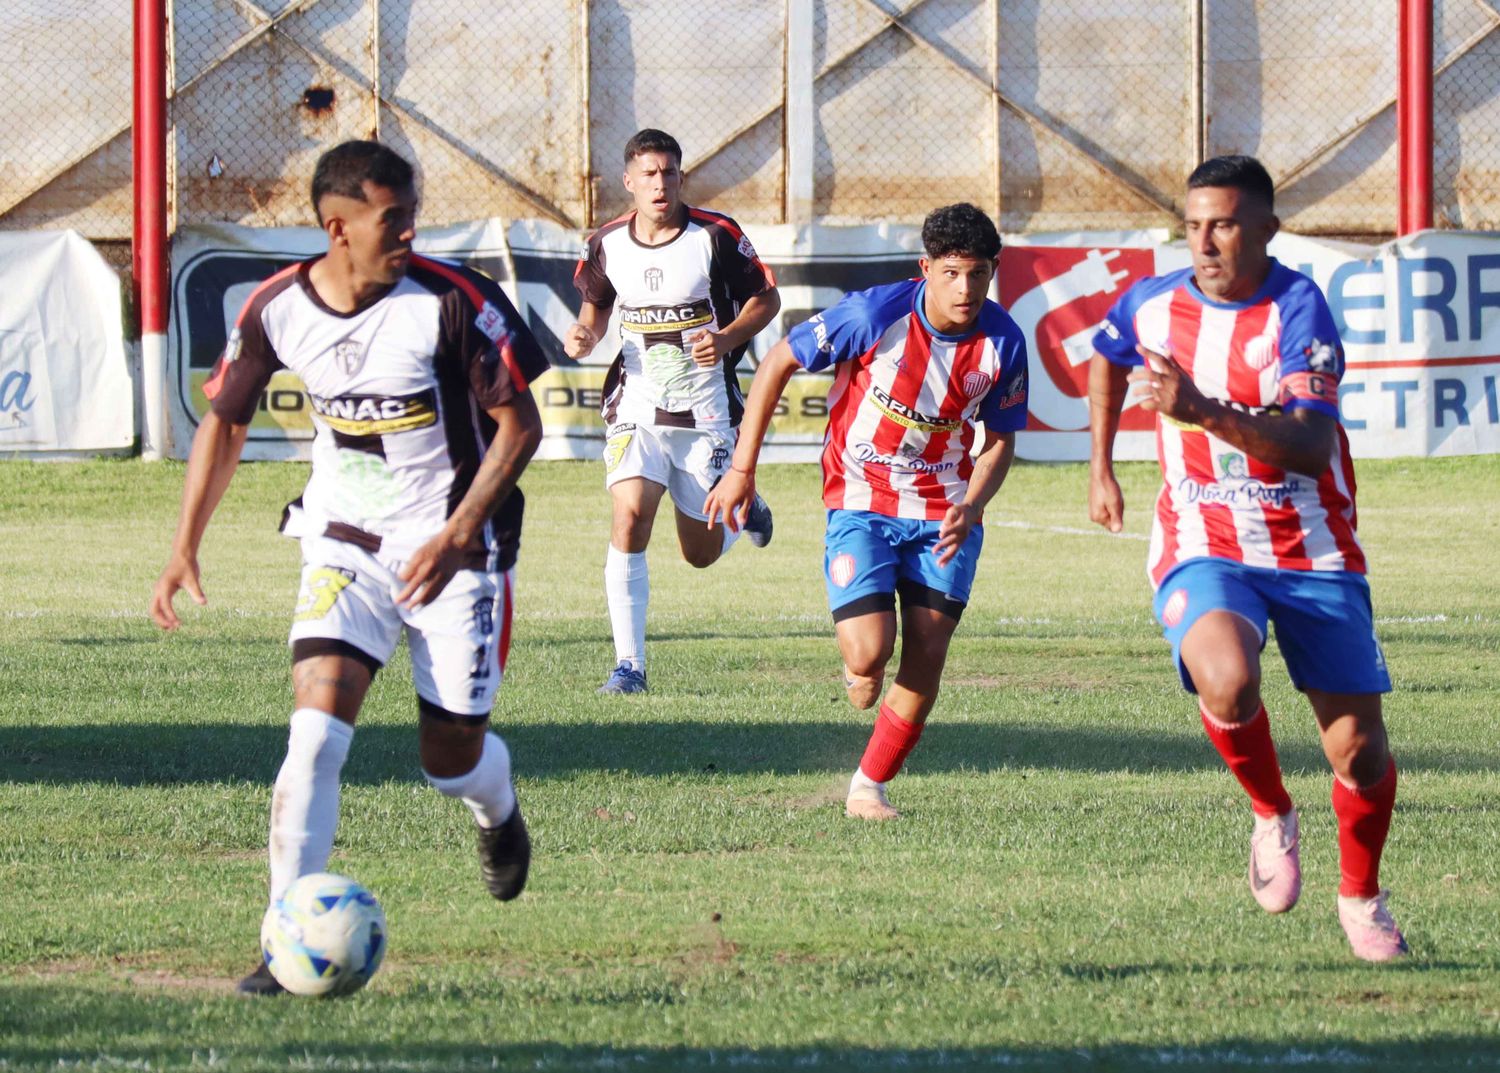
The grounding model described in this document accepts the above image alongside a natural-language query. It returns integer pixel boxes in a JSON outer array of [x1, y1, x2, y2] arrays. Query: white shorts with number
[[602, 422, 735, 522], [288, 535, 512, 717]]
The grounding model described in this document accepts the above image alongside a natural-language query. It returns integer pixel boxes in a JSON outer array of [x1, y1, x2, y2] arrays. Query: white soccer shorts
[[287, 535, 513, 716], [602, 422, 735, 522]]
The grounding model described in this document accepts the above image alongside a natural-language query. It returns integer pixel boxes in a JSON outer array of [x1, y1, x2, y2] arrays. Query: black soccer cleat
[[477, 807, 531, 901], [236, 958, 287, 997]]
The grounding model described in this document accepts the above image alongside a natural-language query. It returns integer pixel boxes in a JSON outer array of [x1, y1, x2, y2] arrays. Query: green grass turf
[[1, 456, 1497, 1071]]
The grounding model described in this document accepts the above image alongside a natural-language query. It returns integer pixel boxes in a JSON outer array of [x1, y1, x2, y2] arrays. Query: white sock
[[424, 731, 517, 829], [849, 767, 885, 795], [268, 708, 354, 905], [604, 544, 648, 673]]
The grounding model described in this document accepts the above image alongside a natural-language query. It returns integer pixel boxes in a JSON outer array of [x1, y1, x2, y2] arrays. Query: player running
[[1087, 155, 1406, 961], [150, 141, 548, 993], [707, 203, 1028, 820], [565, 129, 781, 694]]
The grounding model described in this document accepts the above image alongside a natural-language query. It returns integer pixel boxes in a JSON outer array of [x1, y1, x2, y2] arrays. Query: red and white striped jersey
[[1093, 260, 1365, 588], [786, 279, 1028, 519]]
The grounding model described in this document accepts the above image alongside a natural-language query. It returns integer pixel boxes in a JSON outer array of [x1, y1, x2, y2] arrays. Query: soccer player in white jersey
[[707, 204, 1028, 820], [149, 141, 549, 994], [1088, 155, 1406, 961], [564, 129, 781, 694]]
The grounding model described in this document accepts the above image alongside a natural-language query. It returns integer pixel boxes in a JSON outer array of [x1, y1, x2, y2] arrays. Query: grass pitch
[[1, 456, 1497, 1072]]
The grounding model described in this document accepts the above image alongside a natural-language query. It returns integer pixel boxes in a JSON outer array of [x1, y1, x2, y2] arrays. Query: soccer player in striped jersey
[[566, 129, 781, 695], [1087, 155, 1406, 962], [150, 141, 547, 993], [707, 203, 1028, 820]]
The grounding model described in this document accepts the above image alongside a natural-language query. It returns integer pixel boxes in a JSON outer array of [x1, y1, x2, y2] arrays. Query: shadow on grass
[[2, 720, 1495, 786], [0, 982, 1495, 1072]]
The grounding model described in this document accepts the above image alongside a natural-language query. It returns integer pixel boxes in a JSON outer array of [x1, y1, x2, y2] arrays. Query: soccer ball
[[260, 872, 386, 997]]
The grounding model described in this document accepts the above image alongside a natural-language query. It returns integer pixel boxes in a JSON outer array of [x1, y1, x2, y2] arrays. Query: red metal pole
[[133, 0, 169, 456], [1398, 0, 1434, 235]]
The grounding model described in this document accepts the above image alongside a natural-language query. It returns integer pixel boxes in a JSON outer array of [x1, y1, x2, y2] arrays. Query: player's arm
[[703, 338, 801, 531], [397, 389, 543, 608], [1131, 345, 1335, 475], [564, 300, 611, 360], [689, 288, 782, 368], [934, 429, 1016, 566], [150, 410, 251, 630], [1088, 352, 1131, 533]]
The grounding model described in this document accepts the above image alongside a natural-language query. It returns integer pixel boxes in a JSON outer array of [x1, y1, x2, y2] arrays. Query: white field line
[[991, 519, 1149, 541]]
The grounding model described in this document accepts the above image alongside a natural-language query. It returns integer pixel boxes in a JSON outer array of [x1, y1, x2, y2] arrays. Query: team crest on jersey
[[1243, 332, 1277, 371], [1161, 588, 1188, 628], [644, 266, 664, 292], [737, 234, 758, 261], [333, 339, 366, 376], [223, 328, 243, 364], [962, 372, 992, 399], [829, 553, 857, 588]]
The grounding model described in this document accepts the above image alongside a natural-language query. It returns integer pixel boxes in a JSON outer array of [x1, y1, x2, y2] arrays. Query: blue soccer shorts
[[1153, 558, 1391, 696], [823, 508, 983, 623]]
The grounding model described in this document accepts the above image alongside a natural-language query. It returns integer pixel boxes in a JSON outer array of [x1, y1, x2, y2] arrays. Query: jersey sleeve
[[976, 318, 1030, 434], [442, 270, 550, 410], [786, 282, 915, 373], [202, 283, 286, 425], [709, 217, 777, 304], [573, 230, 616, 308], [1091, 285, 1144, 366], [1275, 281, 1344, 418]]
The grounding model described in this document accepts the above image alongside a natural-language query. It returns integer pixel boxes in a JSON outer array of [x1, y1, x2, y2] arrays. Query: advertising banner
[[169, 223, 1500, 462], [0, 231, 132, 453]]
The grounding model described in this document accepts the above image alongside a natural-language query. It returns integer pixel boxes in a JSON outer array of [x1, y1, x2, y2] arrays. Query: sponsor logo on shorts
[[311, 388, 438, 436], [603, 427, 634, 473], [294, 566, 356, 622], [710, 445, 729, 471], [962, 372, 991, 399], [829, 553, 857, 588], [1161, 587, 1188, 628]]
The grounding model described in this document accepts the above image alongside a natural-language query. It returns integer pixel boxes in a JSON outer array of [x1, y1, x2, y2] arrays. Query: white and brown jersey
[[573, 206, 776, 430], [203, 255, 548, 571]]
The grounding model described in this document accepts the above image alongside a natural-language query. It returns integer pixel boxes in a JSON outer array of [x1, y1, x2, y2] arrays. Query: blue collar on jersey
[[913, 280, 988, 343], [1183, 257, 1289, 311]]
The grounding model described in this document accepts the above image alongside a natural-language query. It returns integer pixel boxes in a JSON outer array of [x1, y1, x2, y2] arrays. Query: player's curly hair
[[624, 129, 683, 166], [310, 141, 415, 224], [1188, 155, 1275, 212], [921, 203, 1001, 261]]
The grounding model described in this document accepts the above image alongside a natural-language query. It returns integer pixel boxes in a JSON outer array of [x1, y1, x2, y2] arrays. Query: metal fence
[[3, 0, 1500, 240]]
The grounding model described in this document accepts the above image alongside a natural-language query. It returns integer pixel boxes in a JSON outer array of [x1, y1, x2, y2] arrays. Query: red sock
[[1200, 704, 1293, 818], [858, 705, 925, 783], [1333, 758, 1397, 898]]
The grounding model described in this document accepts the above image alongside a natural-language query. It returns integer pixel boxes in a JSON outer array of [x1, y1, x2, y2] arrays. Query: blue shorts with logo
[[824, 508, 982, 622], [1153, 558, 1391, 696]]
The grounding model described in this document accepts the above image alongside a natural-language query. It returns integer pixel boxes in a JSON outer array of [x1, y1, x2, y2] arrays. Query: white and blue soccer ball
[[261, 872, 386, 997]]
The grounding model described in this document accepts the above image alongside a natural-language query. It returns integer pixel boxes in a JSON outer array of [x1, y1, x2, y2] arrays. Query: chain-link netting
[[0, 3, 135, 237], [6, 0, 1500, 239]]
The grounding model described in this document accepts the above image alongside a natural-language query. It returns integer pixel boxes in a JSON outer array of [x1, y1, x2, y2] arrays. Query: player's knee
[[417, 698, 489, 778], [682, 543, 721, 569], [1194, 669, 1261, 724]]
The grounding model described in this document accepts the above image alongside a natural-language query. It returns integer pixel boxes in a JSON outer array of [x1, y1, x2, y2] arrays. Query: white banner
[[0, 231, 131, 453], [167, 223, 1500, 462]]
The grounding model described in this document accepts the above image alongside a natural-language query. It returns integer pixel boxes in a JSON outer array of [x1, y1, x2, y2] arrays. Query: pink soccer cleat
[[1248, 809, 1301, 913], [1338, 890, 1410, 962]]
